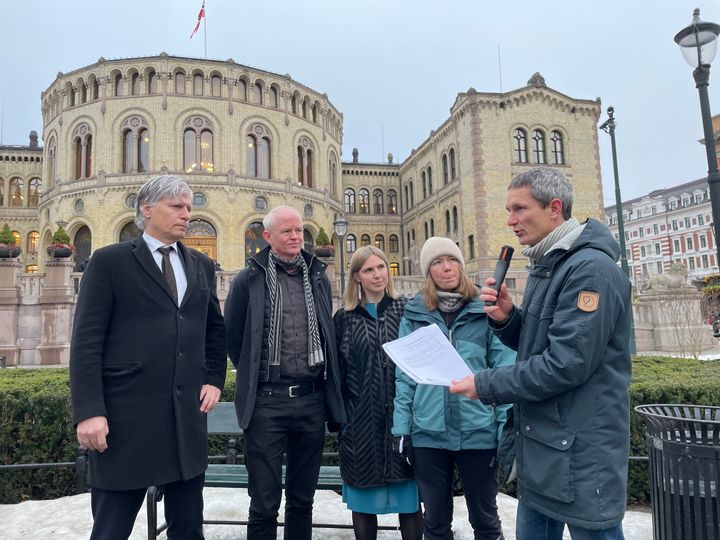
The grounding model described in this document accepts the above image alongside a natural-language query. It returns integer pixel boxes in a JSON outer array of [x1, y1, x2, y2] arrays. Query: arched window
[[92, 79, 100, 100], [303, 229, 314, 253], [513, 128, 528, 163], [312, 103, 319, 123], [47, 137, 57, 184], [388, 189, 397, 214], [302, 99, 308, 119], [12, 231, 21, 246], [346, 234, 357, 253], [211, 75, 222, 97], [246, 124, 272, 179], [174, 72, 186, 94], [119, 221, 142, 242], [291, 94, 298, 114], [148, 70, 159, 94], [0, 182, 4, 206], [121, 116, 150, 173], [130, 72, 140, 95], [73, 123, 93, 179], [344, 188, 356, 213], [374, 234, 385, 251], [193, 74, 204, 95], [373, 189, 384, 214], [28, 178, 41, 207], [404, 185, 409, 210], [532, 129, 546, 164], [296, 136, 314, 187], [445, 209, 451, 234], [79, 83, 87, 104], [442, 153, 449, 185], [409, 181, 414, 207], [358, 188, 370, 214], [74, 225, 92, 265], [551, 131, 565, 165], [453, 206, 459, 233], [113, 73, 123, 96], [183, 116, 214, 173], [424, 222, 429, 241], [27, 231, 39, 253], [67, 83, 75, 107], [428, 166, 433, 195], [430, 218, 435, 236], [422, 171, 427, 199], [245, 222, 268, 262], [450, 148, 456, 180], [237, 79, 247, 100], [254, 82, 263, 104], [390, 263, 399, 276], [328, 152, 338, 196], [186, 219, 218, 260], [389, 234, 399, 252], [361, 234, 371, 247], [10, 178, 23, 206], [269, 86, 279, 108]]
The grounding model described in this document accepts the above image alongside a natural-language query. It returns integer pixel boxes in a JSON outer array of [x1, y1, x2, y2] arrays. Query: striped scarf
[[266, 250, 325, 368]]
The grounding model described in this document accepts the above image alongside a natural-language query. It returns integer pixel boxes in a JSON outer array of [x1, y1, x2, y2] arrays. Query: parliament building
[[0, 54, 604, 279]]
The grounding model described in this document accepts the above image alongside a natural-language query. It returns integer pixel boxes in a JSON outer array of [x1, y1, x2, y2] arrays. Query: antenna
[[497, 44, 504, 93]]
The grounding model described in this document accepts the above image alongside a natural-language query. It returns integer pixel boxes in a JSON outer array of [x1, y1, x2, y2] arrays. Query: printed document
[[382, 323, 472, 386]]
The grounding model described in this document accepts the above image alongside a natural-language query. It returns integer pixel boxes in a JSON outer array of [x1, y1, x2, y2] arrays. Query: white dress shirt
[[143, 233, 188, 304]]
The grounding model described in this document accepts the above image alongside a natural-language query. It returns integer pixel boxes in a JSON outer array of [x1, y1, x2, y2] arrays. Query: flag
[[190, 1, 205, 39]]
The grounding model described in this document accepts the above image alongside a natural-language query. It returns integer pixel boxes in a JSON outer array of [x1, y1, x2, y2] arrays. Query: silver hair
[[508, 167, 573, 220], [134, 175, 193, 230], [262, 205, 302, 231]]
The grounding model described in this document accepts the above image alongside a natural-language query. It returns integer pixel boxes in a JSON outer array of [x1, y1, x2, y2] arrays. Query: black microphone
[[484, 245, 514, 306]]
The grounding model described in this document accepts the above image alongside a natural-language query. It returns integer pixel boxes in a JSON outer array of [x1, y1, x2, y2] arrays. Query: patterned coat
[[333, 295, 413, 488]]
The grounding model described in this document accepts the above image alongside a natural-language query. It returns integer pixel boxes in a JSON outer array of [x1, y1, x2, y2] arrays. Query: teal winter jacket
[[392, 295, 515, 450]]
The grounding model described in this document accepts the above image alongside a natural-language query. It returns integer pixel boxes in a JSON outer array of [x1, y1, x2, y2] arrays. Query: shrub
[[316, 227, 331, 246], [1, 357, 719, 503], [51, 226, 71, 245], [0, 223, 16, 245]]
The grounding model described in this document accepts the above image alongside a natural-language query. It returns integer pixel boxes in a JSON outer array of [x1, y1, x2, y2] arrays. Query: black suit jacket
[[70, 236, 226, 490]]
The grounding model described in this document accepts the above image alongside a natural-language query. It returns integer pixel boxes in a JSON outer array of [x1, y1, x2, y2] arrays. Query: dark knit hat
[[420, 237, 465, 277]]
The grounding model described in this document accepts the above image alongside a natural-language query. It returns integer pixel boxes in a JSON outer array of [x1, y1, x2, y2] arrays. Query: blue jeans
[[516, 501, 625, 540]]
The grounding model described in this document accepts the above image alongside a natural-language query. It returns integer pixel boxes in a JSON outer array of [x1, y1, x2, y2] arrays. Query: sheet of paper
[[382, 323, 472, 386]]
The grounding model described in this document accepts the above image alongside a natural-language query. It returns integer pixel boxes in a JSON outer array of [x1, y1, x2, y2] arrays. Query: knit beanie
[[420, 237, 465, 277]]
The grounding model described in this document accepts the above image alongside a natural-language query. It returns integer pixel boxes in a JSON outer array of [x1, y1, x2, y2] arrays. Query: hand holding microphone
[[483, 245, 514, 311]]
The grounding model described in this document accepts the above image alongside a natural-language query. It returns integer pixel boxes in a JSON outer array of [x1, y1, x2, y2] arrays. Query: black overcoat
[[70, 236, 227, 490]]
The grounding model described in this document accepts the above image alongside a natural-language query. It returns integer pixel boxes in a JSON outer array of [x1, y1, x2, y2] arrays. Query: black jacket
[[334, 295, 413, 488], [70, 236, 227, 490], [225, 247, 346, 429]]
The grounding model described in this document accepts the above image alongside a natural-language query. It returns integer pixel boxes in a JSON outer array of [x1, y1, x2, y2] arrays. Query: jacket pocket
[[102, 362, 141, 379], [411, 386, 446, 432], [519, 418, 575, 503]]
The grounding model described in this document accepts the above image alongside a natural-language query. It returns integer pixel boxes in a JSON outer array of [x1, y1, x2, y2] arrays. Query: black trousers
[[244, 388, 326, 540], [89, 473, 205, 540], [413, 447, 503, 540]]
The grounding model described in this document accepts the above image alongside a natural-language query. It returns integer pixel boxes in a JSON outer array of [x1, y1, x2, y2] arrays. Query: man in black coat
[[225, 205, 346, 540], [70, 175, 227, 540]]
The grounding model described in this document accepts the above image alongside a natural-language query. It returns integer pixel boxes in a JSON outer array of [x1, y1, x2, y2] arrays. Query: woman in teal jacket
[[392, 237, 515, 540]]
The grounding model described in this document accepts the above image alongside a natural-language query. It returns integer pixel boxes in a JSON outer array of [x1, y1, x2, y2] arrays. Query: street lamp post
[[675, 8, 720, 268], [333, 214, 348, 298], [599, 106, 636, 354]]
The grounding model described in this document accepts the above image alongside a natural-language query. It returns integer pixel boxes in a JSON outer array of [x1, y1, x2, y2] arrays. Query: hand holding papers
[[382, 323, 472, 386]]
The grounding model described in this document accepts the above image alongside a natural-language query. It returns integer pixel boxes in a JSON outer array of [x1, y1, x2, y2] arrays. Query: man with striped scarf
[[225, 205, 346, 540]]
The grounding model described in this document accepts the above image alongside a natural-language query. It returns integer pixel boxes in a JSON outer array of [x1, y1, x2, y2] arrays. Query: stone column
[[36, 259, 75, 365], [0, 259, 21, 366]]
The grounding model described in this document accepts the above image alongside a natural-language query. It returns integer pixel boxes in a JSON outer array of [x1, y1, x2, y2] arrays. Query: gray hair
[[262, 205, 302, 231], [508, 167, 573, 220], [134, 175, 193, 230]]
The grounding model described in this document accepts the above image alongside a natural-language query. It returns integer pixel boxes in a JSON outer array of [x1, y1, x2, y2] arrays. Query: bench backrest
[[208, 402, 242, 435]]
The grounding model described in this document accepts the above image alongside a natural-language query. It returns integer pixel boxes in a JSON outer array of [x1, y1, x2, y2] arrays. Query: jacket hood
[[567, 218, 620, 263]]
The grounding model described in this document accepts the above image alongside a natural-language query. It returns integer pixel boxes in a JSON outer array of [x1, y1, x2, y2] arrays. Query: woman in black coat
[[334, 246, 423, 540]]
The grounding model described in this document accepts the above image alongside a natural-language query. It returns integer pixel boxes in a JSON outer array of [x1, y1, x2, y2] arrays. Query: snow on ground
[[1, 488, 652, 539]]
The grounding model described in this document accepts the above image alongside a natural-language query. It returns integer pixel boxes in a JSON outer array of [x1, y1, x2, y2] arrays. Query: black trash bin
[[635, 404, 720, 540]]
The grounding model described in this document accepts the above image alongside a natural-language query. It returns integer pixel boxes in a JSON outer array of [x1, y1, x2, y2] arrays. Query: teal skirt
[[342, 479, 420, 514]]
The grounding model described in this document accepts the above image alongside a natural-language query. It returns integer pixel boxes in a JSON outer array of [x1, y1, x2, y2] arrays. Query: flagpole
[[203, 1, 207, 59]]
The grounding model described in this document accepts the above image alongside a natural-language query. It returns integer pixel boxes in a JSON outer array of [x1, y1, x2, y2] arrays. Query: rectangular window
[[640, 246, 646, 257], [656, 261, 663, 274], [637, 209, 643, 218], [652, 206, 657, 215], [673, 239, 680, 252], [653, 224, 659, 235], [701, 235, 707, 249], [655, 243, 661, 255], [505, 278, 516, 290], [687, 237, 694, 251], [703, 255, 709, 268], [689, 258, 695, 270], [699, 214, 705, 226], [685, 217, 691, 229], [639, 228, 644, 238], [672, 220, 678, 231], [468, 235, 475, 259]]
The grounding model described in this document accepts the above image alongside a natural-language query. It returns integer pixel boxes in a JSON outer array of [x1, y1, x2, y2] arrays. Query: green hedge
[[1, 357, 719, 504]]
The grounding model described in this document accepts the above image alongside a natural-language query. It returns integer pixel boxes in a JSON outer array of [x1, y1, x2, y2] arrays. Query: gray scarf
[[522, 218, 584, 266], [437, 291, 464, 312], [266, 250, 325, 368]]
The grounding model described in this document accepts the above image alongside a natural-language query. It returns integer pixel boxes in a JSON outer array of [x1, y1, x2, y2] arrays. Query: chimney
[[352, 148, 359, 163], [387, 152, 393, 164], [29, 131, 39, 149]]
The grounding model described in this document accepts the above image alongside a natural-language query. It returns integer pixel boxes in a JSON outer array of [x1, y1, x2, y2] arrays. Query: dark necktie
[[157, 246, 178, 303]]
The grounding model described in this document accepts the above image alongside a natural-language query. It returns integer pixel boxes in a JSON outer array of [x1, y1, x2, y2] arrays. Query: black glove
[[392, 435, 413, 466]]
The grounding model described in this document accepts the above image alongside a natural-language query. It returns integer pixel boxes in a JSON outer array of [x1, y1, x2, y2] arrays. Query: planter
[[47, 246, 74, 259], [314, 246, 334, 257], [0, 246, 21, 258]]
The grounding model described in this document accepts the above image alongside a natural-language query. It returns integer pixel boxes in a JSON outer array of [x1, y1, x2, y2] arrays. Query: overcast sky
[[2, 1, 719, 206]]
